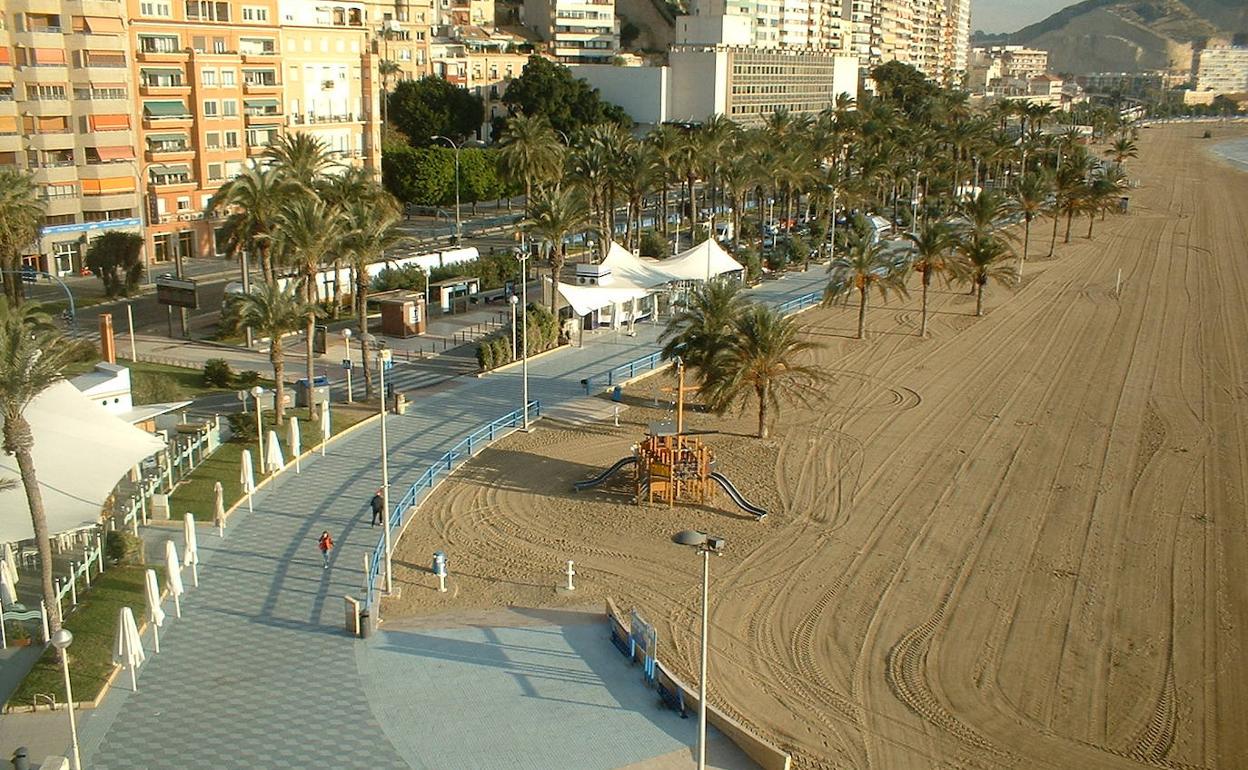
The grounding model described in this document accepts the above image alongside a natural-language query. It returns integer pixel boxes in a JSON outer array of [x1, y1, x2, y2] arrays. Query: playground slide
[[709, 472, 768, 520], [574, 456, 637, 491]]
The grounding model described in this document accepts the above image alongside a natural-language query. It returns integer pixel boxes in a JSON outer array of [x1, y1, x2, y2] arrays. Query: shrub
[[105, 531, 144, 565], [492, 336, 511, 367], [236, 370, 261, 387], [639, 231, 667, 258], [227, 411, 258, 441], [735, 247, 763, 283], [202, 358, 234, 388], [476, 340, 495, 370], [131, 371, 187, 405], [766, 249, 789, 272]]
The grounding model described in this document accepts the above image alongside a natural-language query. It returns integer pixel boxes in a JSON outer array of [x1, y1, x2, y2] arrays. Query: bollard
[[565, 560, 576, 591], [11, 746, 29, 770], [614, 405, 619, 427], [433, 550, 448, 593]]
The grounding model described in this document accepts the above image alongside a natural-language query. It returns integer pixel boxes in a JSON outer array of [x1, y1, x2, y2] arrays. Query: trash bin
[[12, 747, 29, 770], [612, 386, 623, 402], [359, 610, 371, 639], [391, 392, 407, 415], [295, 376, 330, 408]]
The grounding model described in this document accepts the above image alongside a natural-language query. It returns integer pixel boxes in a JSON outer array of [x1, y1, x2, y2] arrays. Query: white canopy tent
[[0, 381, 165, 544]]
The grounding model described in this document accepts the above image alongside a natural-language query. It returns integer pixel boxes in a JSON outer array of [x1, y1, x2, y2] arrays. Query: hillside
[[1004, 0, 1246, 75]]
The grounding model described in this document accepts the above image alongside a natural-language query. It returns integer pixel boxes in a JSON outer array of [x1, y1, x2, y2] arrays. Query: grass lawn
[[169, 403, 374, 520], [6, 566, 158, 710], [62, 358, 273, 403]]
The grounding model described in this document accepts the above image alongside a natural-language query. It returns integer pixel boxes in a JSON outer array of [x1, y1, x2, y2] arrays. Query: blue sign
[[40, 218, 142, 238], [383, 358, 394, 371]]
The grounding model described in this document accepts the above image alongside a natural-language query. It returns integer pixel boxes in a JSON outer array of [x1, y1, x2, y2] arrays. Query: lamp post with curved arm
[[430, 135, 463, 243]]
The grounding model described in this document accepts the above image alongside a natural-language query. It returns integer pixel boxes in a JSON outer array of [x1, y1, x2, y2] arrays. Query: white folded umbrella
[[182, 513, 199, 587], [143, 568, 165, 653], [213, 481, 225, 536], [2, 543, 18, 586], [265, 429, 284, 471], [164, 540, 184, 618], [240, 450, 255, 513], [320, 402, 331, 455], [0, 568, 16, 607], [113, 606, 146, 691], [288, 417, 301, 474]]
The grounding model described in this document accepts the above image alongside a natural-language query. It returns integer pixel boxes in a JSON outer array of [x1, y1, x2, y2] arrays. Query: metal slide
[[573, 456, 637, 491], [709, 472, 768, 520]]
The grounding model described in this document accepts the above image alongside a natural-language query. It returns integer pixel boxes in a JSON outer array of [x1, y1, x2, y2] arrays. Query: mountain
[[1001, 0, 1247, 75]]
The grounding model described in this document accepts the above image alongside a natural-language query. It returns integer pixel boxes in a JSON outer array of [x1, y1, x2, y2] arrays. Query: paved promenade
[[74, 269, 827, 769]]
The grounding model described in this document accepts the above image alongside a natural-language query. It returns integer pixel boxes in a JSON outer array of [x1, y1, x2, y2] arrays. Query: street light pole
[[251, 385, 265, 473], [672, 530, 724, 770], [378, 345, 393, 594], [516, 249, 530, 430], [50, 629, 81, 770], [508, 293, 518, 360], [431, 135, 462, 243], [342, 327, 354, 404]]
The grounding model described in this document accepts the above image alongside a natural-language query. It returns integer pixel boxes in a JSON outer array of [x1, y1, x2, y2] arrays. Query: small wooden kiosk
[[377, 292, 427, 337]]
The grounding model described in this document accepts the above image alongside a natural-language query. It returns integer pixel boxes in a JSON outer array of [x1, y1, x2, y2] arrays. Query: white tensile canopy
[[557, 240, 744, 316], [0, 381, 165, 543], [662, 239, 745, 281]]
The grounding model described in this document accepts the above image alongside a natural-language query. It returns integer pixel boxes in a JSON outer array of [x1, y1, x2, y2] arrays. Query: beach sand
[[383, 123, 1248, 769]]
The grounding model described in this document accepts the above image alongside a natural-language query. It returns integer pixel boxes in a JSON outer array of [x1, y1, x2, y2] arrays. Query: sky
[[971, 0, 1076, 34]]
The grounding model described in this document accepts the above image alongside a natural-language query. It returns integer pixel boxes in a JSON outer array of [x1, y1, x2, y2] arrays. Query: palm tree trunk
[[5, 417, 61, 636], [550, 245, 564, 315], [660, 186, 669, 242], [756, 384, 768, 439], [331, 259, 343, 319], [1064, 209, 1074, 243], [920, 270, 930, 337], [1021, 218, 1031, 279], [976, 280, 985, 317], [271, 338, 286, 425], [357, 274, 373, 397], [260, 241, 274, 283], [1049, 211, 1060, 256], [857, 287, 868, 339], [1086, 214, 1095, 239], [305, 278, 319, 422]]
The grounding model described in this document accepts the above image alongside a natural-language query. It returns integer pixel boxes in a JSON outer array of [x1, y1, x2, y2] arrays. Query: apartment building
[[429, 28, 529, 138], [3, 1, 142, 276], [684, 0, 850, 51], [844, 0, 968, 83], [522, 0, 619, 63], [1195, 46, 1248, 95], [968, 45, 1050, 94]]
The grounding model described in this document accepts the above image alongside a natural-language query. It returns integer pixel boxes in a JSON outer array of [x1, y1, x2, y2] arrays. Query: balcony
[[139, 81, 191, 96], [21, 99, 73, 116], [0, 135, 20, 152], [41, 195, 82, 217], [146, 144, 194, 162], [243, 100, 282, 125], [242, 80, 281, 95], [64, 0, 127, 16], [80, 190, 139, 211], [27, 132, 76, 151], [78, 162, 136, 180], [136, 46, 188, 64], [239, 49, 278, 64], [32, 165, 79, 183]]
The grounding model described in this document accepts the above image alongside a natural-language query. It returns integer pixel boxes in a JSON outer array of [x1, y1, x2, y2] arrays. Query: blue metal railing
[[364, 400, 541, 611], [581, 289, 826, 394]]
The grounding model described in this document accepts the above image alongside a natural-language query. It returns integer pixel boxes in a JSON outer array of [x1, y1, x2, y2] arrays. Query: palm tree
[[824, 233, 909, 339], [266, 132, 336, 189], [208, 164, 290, 282], [702, 305, 823, 439], [0, 170, 45, 305], [568, 140, 613, 260], [234, 283, 319, 425], [1106, 134, 1138, 169], [0, 300, 76, 636], [953, 234, 1016, 317], [273, 196, 346, 420], [342, 193, 405, 397], [659, 277, 746, 386], [1084, 165, 1128, 239], [1012, 171, 1053, 278], [956, 188, 1013, 246], [905, 221, 958, 337], [524, 187, 593, 314], [646, 124, 684, 245], [316, 167, 377, 316], [1052, 147, 1092, 250], [497, 114, 563, 208]]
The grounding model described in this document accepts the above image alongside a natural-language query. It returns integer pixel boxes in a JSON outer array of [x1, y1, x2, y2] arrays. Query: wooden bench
[[610, 625, 631, 658], [657, 679, 687, 718]]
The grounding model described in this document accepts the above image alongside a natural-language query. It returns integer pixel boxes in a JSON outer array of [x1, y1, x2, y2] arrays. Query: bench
[[657, 679, 687, 717], [610, 625, 631, 658]]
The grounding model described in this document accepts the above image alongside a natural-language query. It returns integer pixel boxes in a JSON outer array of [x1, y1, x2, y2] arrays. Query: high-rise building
[[842, 0, 968, 83], [4, 3, 143, 276], [684, 0, 850, 51], [1195, 46, 1248, 95], [522, 0, 619, 63]]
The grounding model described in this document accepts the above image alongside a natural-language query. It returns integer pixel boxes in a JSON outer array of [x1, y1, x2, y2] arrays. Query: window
[[205, 131, 220, 148], [176, 196, 191, 211], [207, 162, 223, 180], [41, 183, 78, 199], [223, 130, 238, 148], [25, 84, 67, 101], [242, 6, 269, 21], [202, 99, 217, 116], [185, 1, 230, 22], [44, 214, 77, 227], [222, 99, 237, 116], [139, 2, 171, 17], [201, 68, 216, 86], [74, 85, 126, 100], [138, 34, 179, 53], [221, 69, 235, 86], [213, 37, 226, 54]]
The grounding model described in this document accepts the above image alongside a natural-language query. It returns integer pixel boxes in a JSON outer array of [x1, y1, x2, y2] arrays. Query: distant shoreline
[[1211, 137, 1248, 172]]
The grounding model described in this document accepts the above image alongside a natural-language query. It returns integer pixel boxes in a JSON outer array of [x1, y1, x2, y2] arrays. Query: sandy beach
[[383, 123, 1248, 769]]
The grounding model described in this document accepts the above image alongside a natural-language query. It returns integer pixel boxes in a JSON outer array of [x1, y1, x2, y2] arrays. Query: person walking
[[370, 488, 384, 527], [317, 530, 334, 569]]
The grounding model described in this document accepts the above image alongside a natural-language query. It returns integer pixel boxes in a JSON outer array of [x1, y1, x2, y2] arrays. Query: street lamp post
[[250, 385, 266, 472], [369, 338, 394, 595], [50, 629, 81, 770], [515, 249, 530, 430], [341, 327, 354, 404], [508, 293, 519, 361], [430, 135, 463, 243], [672, 530, 725, 770]]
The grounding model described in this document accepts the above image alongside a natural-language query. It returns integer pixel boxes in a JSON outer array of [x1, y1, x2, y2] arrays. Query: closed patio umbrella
[[2, 543, 18, 586], [320, 401, 331, 456], [265, 429, 284, 471], [164, 540, 183, 618], [288, 417, 301, 474], [182, 513, 199, 587], [213, 481, 225, 537], [143, 568, 165, 653], [0, 568, 16, 607], [240, 450, 255, 513], [113, 606, 146, 691]]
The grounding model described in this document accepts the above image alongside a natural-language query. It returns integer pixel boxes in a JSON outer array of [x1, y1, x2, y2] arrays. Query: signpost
[[156, 275, 197, 339]]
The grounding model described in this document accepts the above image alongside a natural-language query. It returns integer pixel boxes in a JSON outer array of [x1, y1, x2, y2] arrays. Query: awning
[[146, 132, 186, 143], [82, 176, 136, 194], [94, 145, 135, 160], [244, 98, 279, 108], [0, 116, 16, 134], [151, 164, 190, 175], [661, 239, 745, 281], [557, 282, 650, 317], [0, 49, 11, 65], [140, 66, 183, 75], [0, 381, 165, 543], [31, 48, 66, 65], [89, 114, 130, 130], [143, 100, 188, 117], [82, 16, 125, 34]]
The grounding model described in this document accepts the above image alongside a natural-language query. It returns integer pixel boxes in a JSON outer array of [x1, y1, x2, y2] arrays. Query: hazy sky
[[971, 0, 1075, 34]]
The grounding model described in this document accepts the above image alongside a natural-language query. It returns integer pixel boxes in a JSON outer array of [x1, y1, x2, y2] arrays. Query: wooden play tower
[[634, 359, 715, 506]]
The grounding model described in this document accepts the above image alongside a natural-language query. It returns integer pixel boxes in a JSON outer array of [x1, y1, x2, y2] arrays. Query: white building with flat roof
[[1195, 47, 1248, 95], [522, 0, 619, 62]]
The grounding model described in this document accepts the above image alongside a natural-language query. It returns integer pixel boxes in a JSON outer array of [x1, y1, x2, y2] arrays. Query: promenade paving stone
[[76, 269, 827, 769]]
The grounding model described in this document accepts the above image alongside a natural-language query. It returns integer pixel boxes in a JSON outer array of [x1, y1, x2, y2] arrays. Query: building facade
[[684, 0, 850, 51], [1195, 46, 1248, 95], [522, 0, 619, 63], [845, 0, 968, 83], [3, 0, 143, 276]]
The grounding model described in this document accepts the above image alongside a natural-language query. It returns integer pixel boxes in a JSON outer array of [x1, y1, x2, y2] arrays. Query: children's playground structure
[[573, 360, 768, 520]]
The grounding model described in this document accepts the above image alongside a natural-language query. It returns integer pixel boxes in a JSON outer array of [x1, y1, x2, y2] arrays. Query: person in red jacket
[[317, 530, 334, 569]]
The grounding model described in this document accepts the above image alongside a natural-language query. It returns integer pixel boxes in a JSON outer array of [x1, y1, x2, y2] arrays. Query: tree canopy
[[85, 231, 145, 298], [498, 55, 631, 138], [381, 145, 511, 206], [387, 76, 484, 147]]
